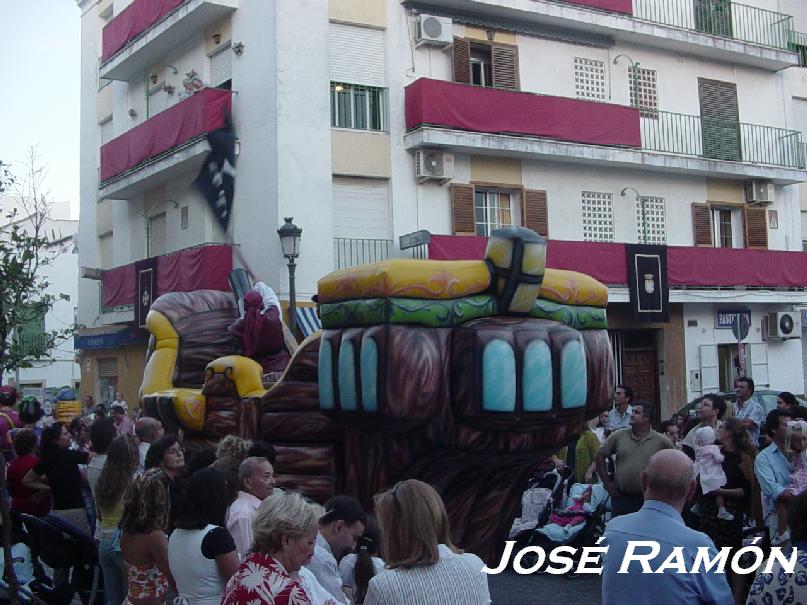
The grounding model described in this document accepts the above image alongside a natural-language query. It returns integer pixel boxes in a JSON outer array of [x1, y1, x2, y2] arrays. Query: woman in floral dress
[[221, 490, 324, 605]]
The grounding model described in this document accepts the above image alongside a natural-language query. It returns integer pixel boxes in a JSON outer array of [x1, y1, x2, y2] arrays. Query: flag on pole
[[193, 114, 236, 232]]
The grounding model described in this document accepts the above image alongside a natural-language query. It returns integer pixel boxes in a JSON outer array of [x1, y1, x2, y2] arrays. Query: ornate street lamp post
[[277, 217, 302, 331]]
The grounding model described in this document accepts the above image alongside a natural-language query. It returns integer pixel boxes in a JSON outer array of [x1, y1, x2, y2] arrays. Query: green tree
[[0, 147, 73, 382]]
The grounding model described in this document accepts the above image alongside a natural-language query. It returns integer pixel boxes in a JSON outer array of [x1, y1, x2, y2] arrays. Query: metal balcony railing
[[334, 238, 393, 270], [789, 30, 807, 66], [633, 0, 794, 50], [17, 333, 50, 357], [641, 111, 805, 169]]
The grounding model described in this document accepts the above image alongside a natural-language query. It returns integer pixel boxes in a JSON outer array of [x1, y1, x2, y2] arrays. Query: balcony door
[[694, 0, 732, 38], [698, 78, 741, 162]]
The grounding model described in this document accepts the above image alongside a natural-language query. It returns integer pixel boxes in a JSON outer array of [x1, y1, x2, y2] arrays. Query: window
[[210, 46, 232, 89], [16, 305, 47, 357], [802, 210, 807, 251], [147, 213, 166, 257], [574, 57, 607, 102], [582, 191, 614, 242], [629, 67, 658, 119], [475, 189, 518, 236], [712, 206, 743, 248], [330, 83, 385, 131], [99, 232, 113, 270], [470, 44, 493, 87], [637, 196, 666, 244]]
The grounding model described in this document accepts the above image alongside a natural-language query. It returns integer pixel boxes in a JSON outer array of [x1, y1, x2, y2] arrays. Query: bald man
[[601, 450, 733, 605], [134, 417, 164, 469]]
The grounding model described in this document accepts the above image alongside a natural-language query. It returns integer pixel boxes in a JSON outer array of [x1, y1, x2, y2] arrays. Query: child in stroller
[[536, 483, 608, 543]]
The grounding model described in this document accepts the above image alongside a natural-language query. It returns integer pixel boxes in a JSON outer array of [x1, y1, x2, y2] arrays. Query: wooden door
[[622, 348, 659, 419]]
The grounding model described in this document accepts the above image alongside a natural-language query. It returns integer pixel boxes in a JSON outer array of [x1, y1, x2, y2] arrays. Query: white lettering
[[513, 547, 546, 575], [763, 547, 798, 575], [482, 541, 514, 575], [654, 547, 687, 574], [546, 546, 576, 575], [618, 541, 661, 574], [691, 547, 731, 574]]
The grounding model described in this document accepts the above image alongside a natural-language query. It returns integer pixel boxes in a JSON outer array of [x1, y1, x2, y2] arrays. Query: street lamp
[[621, 186, 648, 244], [277, 217, 302, 331]]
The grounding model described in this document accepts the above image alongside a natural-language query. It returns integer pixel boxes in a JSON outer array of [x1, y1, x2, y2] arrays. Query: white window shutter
[[748, 343, 769, 386], [332, 178, 391, 240], [329, 23, 386, 87], [210, 47, 232, 87], [699, 344, 719, 394]]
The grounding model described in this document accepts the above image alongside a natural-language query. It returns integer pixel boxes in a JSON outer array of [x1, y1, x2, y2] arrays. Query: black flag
[[194, 114, 236, 232], [626, 243, 669, 323]]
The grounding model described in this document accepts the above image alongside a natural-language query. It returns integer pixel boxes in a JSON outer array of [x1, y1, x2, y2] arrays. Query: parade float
[[140, 227, 614, 562]]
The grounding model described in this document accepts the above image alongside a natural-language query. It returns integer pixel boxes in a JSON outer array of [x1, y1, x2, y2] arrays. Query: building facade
[[76, 0, 807, 416]]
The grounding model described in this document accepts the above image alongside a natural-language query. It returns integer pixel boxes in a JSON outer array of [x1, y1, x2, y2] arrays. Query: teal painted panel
[[561, 339, 587, 409], [360, 337, 379, 412], [338, 341, 358, 411], [523, 340, 553, 411], [482, 339, 516, 412], [318, 340, 334, 410]]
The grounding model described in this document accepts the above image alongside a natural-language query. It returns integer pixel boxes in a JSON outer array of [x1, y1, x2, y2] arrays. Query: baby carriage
[[508, 466, 573, 543]]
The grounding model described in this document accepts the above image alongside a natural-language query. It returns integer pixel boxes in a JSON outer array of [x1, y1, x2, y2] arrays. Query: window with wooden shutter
[[691, 202, 713, 246], [698, 78, 741, 162], [522, 189, 548, 236], [453, 37, 471, 85], [450, 183, 475, 235], [492, 44, 519, 91], [743, 207, 768, 249]]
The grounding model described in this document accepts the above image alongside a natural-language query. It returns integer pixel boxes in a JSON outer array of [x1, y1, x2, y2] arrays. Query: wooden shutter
[[492, 43, 519, 91], [450, 184, 475, 235], [452, 37, 471, 85], [743, 207, 768, 249], [691, 202, 713, 246], [698, 78, 741, 162], [522, 189, 548, 237]]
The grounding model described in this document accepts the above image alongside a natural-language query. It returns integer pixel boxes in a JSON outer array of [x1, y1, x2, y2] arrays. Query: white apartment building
[[76, 0, 807, 416]]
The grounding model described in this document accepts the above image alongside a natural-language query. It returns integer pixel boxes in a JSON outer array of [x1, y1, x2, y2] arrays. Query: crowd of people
[[2, 377, 807, 605]]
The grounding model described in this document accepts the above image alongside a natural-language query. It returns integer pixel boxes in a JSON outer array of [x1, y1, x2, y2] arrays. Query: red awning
[[102, 0, 186, 61], [405, 78, 641, 148], [100, 88, 231, 182], [102, 244, 233, 309], [560, 0, 632, 14], [428, 235, 807, 288]]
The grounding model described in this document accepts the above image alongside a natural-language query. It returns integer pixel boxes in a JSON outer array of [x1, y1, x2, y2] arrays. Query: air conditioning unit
[[744, 180, 774, 206], [415, 14, 453, 48], [766, 311, 801, 340], [415, 150, 454, 183]]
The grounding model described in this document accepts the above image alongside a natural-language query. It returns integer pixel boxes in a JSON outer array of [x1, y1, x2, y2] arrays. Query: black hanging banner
[[193, 113, 236, 232], [135, 256, 158, 328], [626, 244, 669, 323]]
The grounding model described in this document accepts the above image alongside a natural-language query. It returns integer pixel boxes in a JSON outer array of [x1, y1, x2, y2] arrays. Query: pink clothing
[[115, 415, 134, 436], [226, 490, 262, 560], [785, 454, 807, 496], [548, 499, 588, 527], [694, 444, 728, 495]]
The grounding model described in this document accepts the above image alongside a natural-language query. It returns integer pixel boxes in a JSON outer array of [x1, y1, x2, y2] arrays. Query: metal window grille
[[637, 196, 666, 244], [574, 57, 607, 102], [582, 191, 614, 242], [330, 83, 385, 131], [629, 67, 658, 119]]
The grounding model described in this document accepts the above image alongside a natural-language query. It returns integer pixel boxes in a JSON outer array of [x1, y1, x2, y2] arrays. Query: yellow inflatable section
[[540, 269, 608, 308]]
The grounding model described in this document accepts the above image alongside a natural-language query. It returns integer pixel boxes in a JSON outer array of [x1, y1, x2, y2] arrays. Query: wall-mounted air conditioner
[[415, 150, 454, 183], [744, 180, 774, 206], [765, 311, 801, 340], [415, 15, 453, 48]]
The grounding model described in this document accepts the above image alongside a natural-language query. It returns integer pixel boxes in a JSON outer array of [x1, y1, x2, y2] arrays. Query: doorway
[[717, 343, 743, 391]]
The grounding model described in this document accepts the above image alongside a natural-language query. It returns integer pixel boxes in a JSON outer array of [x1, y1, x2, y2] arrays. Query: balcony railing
[[789, 30, 807, 66], [641, 111, 805, 169], [334, 238, 393, 270], [99, 87, 231, 184], [633, 0, 794, 50], [17, 333, 50, 357]]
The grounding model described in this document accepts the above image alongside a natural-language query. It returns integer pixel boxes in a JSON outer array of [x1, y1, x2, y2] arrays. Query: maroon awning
[[560, 0, 632, 14], [102, 0, 186, 61], [102, 244, 233, 309], [100, 87, 231, 182], [405, 78, 641, 148], [428, 235, 807, 288]]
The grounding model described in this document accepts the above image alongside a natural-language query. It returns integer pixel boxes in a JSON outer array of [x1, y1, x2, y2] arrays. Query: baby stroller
[[508, 467, 573, 544], [16, 513, 103, 605], [520, 482, 609, 577]]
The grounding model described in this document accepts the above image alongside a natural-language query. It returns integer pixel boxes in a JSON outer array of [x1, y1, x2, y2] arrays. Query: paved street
[[489, 570, 601, 605]]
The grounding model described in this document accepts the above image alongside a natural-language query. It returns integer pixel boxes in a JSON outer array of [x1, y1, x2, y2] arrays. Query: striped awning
[[296, 306, 322, 337]]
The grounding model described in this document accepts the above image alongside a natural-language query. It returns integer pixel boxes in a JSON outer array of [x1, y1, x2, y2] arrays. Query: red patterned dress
[[221, 552, 312, 605]]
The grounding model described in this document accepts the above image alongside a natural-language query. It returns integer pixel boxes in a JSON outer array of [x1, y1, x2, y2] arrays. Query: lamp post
[[621, 186, 647, 244], [277, 217, 302, 331]]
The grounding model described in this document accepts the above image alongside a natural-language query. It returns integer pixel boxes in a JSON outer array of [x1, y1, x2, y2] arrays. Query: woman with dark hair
[[23, 422, 92, 534], [144, 434, 186, 531], [699, 416, 760, 604], [96, 434, 140, 605], [13, 396, 44, 443], [168, 468, 239, 605], [120, 469, 175, 604], [339, 515, 384, 604], [7, 429, 51, 516], [364, 480, 490, 605]]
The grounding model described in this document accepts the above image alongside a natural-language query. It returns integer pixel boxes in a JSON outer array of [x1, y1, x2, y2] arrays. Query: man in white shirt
[[226, 456, 275, 559], [305, 496, 367, 605], [607, 384, 634, 435], [134, 417, 164, 469]]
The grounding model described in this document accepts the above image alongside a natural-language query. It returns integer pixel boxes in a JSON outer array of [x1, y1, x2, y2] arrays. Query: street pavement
[[488, 569, 602, 605]]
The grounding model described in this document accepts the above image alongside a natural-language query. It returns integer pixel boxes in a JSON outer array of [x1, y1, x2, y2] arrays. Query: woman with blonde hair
[[221, 490, 324, 605], [364, 479, 491, 605], [119, 469, 176, 604]]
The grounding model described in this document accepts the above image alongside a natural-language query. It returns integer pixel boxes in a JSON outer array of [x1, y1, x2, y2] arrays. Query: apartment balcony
[[404, 78, 807, 184], [407, 0, 799, 70], [334, 238, 393, 270], [98, 88, 231, 199], [100, 0, 238, 82], [427, 235, 807, 301], [100, 243, 233, 312]]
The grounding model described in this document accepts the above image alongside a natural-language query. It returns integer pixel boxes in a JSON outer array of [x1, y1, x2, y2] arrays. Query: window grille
[[582, 191, 614, 242], [574, 57, 607, 101]]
